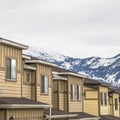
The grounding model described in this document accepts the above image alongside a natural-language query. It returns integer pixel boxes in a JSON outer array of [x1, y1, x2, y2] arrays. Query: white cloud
[[0, 0, 120, 58]]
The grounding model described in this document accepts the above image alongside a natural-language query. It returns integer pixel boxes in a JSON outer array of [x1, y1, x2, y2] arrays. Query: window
[[100, 92, 107, 106], [115, 98, 118, 110], [6, 58, 16, 80], [70, 84, 75, 100], [41, 75, 48, 94], [100, 92, 103, 105], [104, 93, 107, 106], [77, 85, 81, 100], [60, 81, 64, 92], [26, 72, 30, 83]]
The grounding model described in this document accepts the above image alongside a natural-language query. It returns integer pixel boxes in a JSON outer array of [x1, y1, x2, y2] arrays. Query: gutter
[[69, 117, 100, 120], [0, 104, 52, 109], [45, 114, 77, 119]]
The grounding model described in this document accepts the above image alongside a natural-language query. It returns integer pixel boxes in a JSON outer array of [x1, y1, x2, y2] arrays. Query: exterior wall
[[52, 80, 58, 109], [0, 110, 5, 120], [68, 76, 83, 112], [0, 44, 23, 97], [108, 96, 113, 115], [112, 93, 119, 117], [52, 80, 68, 111], [6, 109, 43, 120], [22, 69, 36, 100], [99, 86, 109, 115], [36, 64, 52, 105], [84, 86, 99, 116]]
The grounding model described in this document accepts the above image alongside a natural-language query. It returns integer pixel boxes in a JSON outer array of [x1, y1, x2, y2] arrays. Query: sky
[[0, 0, 120, 58]]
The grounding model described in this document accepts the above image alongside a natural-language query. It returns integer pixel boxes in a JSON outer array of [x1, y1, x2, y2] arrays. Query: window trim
[[70, 84, 75, 101], [6, 57, 17, 82], [41, 74, 49, 95], [115, 98, 118, 110], [77, 85, 81, 101]]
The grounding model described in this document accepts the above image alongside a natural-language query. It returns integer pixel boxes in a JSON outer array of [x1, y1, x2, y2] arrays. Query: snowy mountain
[[24, 47, 120, 85]]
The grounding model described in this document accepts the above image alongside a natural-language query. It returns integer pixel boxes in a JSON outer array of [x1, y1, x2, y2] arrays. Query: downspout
[[49, 107, 52, 120], [82, 78, 85, 112]]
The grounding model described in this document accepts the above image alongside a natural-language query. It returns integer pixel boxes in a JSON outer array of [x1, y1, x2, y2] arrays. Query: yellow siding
[[6, 109, 43, 120], [53, 93, 58, 109], [85, 91, 98, 99], [112, 93, 119, 117], [0, 70, 22, 97], [84, 86, 99, 116], [84, 100, 99, 116], [0, 44, 22, 71], [68, 76, 83, 112], [36, 64, 52, 105], [99, 86, 109, 115], [59, 93, 65, 110], [22, 69, 34, 99]]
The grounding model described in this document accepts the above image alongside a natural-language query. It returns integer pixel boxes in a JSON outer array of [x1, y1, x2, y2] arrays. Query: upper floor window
[[26, 72, 30, 83], [6, 58, 16, 80], [41, 75, 48, 94], [100, 92, 107, 106], [77, 85, 81, 100], [104, 93, 107, 106], [115, 98, 118, 110], [70, 84, 75, 100]]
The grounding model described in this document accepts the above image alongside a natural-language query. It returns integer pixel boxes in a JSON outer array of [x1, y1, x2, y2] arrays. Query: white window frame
[[71, 84, 75, 100], [77, 85, 81, 100], [6, 58, 16, 80], [41, 75, 48, 94]]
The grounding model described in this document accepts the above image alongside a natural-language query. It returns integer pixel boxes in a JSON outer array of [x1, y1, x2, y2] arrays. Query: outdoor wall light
[[9, 116, 14, 120]]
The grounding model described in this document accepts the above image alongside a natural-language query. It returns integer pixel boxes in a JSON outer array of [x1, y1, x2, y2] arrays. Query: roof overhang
[[25, 60, 56, 67], [45, 114, 77, 119], [0, 38, 28, 50], [22, 54, 31, 60], [24, 64, 36, 71], [69, 117, 100, 120], [56, 72, 86, 79], [53, 74, 68, 81], [0, 104, 52, 109]]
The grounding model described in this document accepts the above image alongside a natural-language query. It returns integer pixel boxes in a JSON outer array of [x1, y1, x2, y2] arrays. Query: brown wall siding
[[36, 64, 52, 105], [6, 109, 43, 120], [0, 70, 22, 97], [68, 76, 83, 112], [0, 110, 5, 120]]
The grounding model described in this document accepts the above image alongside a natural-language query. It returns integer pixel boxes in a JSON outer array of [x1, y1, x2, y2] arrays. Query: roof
[[0, 97, 52, 109], [109, 86, 120, 93], [84, 78, 109, 87], [100, 115, 120, 120], [24, 64, 36, 70], [25, 59, 57, 67], [53, 74, 68, 81], [70, 112, 100, 120], [0, 37, 28, 49], [44, 108, 77, 119]]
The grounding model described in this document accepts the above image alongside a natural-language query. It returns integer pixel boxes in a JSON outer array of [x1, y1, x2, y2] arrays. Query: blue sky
[[0, 0, 120, 58]]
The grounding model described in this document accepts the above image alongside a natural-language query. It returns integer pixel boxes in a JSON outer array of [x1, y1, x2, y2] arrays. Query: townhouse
[[84, 78, 120, 120], [0, 38, 51, 120], [52, 67, 99, 120], [0, 37, 120, 120]]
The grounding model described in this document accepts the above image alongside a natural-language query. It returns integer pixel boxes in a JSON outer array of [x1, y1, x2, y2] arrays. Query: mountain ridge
[[23, 46, 120, 86]]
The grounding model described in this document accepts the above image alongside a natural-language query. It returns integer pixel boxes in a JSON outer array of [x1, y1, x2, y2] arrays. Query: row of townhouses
[[0, 37, 120, 120]]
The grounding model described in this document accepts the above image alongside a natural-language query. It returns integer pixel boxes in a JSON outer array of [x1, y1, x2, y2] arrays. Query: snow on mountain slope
[[23, 47, 120, 86], [24, 46, 66, 62]]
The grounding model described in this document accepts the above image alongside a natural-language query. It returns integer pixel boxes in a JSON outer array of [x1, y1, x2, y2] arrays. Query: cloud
[[0, 0, 120, 58]]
